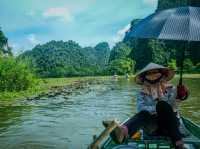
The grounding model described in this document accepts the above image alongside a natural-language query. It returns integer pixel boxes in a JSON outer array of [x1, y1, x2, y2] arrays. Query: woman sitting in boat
[[108, 63, 189, 149]]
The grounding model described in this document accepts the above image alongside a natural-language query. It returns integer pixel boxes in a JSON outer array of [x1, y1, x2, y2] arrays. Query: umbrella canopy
[[126, 6, 200, 41]]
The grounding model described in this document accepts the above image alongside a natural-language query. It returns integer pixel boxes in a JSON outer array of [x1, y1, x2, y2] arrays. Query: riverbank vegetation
[[0, 76, 110, 102], [0, 57, 36, 92], [1, 74, 200, 102]]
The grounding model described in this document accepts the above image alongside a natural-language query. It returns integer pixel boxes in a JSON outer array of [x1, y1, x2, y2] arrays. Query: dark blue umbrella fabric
[[126, 6, 200, 41]]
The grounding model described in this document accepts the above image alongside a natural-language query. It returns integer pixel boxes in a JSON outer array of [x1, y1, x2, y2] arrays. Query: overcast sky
[[0, 0, 158, 54]]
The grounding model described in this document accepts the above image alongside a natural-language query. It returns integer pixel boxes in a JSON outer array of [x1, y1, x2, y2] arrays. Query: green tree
[[109, 58, 135, 75], [195, 63, 200, 73], [168, 59, 177, 70], [188, 0, 200, 6], [149, 40, 168, 65], [109, 42, 132, 62], [183, 58, 194, 73], [190, 42, 200, 65], [157, 0, 187, 11], [94, 42, 110, 67], [132, 39, 152, 70], [0, 57, 36, 91]]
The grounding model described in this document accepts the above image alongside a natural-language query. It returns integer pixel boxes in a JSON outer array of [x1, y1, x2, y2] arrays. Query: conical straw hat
[[135, 63, 175, 84]]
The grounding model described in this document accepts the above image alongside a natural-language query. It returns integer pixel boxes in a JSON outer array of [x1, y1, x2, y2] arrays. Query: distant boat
[[112, 74, 118, 80]]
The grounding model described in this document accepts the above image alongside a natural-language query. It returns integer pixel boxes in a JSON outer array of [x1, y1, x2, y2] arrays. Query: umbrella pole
[[179, 49, 184, 85], [179, 42, 188, 85]]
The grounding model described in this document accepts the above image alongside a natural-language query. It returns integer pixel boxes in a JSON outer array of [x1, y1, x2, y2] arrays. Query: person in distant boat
[[106, 63, 189, 149], [112, 72, 118, 80], [125, 73, 129, 80]]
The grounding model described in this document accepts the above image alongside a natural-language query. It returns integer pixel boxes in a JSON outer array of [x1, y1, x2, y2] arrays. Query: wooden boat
[[100, 117, 200, 149]]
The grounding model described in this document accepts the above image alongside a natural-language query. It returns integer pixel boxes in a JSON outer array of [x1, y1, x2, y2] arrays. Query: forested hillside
[[19, 40, 110, 77], [124, 0, 200, 71], [0, 29, 12, 56], [157, 0, 200, 11], [108, 42, 135, 75]]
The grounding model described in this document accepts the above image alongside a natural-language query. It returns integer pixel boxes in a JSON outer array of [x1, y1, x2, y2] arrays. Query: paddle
[[88, 120, 119, 149]]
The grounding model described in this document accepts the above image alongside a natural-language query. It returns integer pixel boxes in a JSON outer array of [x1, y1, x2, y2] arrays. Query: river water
[[0, 78, 199, 149]]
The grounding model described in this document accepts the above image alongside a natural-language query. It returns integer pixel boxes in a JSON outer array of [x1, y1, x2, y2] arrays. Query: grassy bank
[[175, 74, 200, 78], [0, 76, 110, 104]]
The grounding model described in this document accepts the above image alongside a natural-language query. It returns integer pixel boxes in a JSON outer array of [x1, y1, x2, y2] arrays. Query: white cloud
[[10, 43, 19, 49], [117, 24, 131, 38], [112, 24, 131, 43], [27, 34, 40, 45], [9, 43, 24, 56], [43, 7, 73, 23], [143, 0, 157, 6]]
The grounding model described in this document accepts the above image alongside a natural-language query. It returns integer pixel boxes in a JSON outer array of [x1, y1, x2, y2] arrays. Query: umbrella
[[126, 6, 200, 85]]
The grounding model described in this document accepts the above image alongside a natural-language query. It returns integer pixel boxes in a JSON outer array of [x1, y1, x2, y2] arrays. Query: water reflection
[[179, 78, 200, 123], [0, 106, 31, 134]]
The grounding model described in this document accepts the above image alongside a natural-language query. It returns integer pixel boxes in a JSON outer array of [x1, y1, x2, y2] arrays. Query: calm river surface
[[0, 77, 199, 149]]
